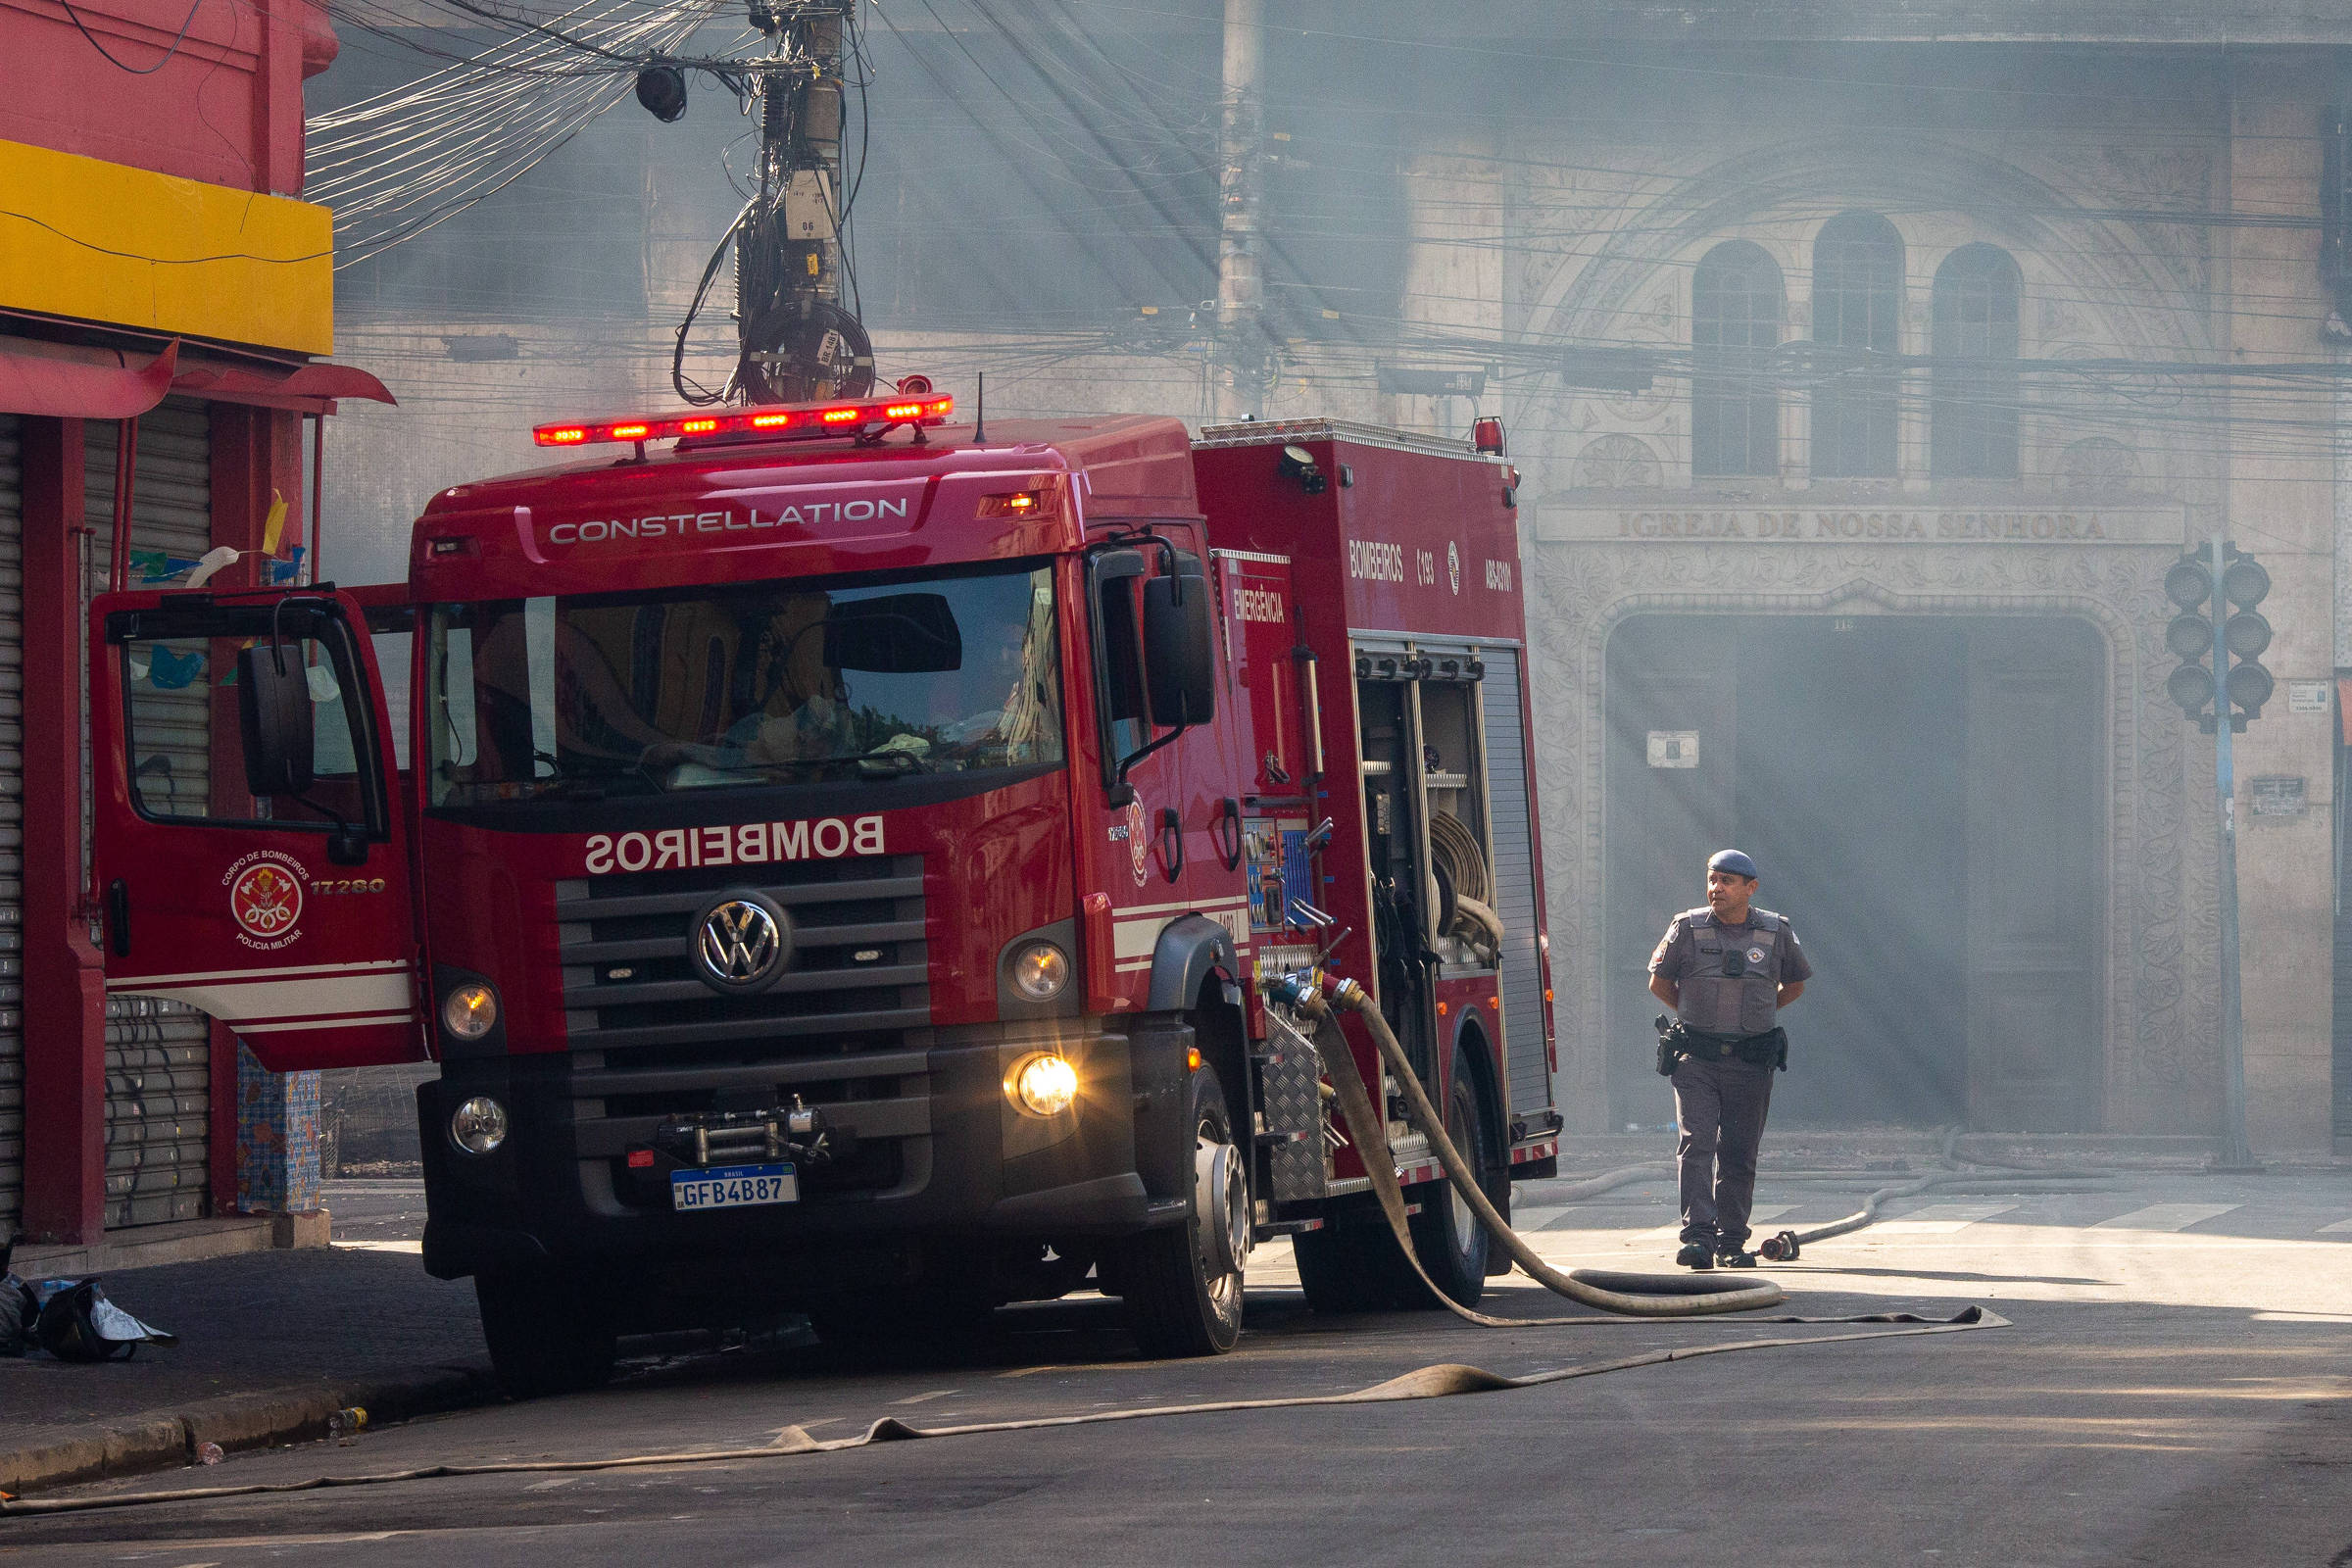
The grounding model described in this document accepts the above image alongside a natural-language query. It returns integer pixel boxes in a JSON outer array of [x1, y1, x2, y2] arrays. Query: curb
[[0, 1362, 499, 1498]]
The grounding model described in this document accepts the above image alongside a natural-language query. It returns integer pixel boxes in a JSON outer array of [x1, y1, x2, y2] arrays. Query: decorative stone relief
[[2057, 437, 2140, 495], [1572, 434, 1662, 489]]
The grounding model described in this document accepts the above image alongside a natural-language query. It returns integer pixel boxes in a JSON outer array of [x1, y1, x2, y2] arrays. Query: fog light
[[1008, 1053, 1078, 1117], [441, 984, 498, 1041], [1008, 941, 1070, 1003], [450, 1096, 508, 1155]]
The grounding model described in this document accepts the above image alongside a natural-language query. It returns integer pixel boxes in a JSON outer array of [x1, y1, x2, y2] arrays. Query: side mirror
[[1144, 574, 1215, 728], [236, 643, 316, 797]]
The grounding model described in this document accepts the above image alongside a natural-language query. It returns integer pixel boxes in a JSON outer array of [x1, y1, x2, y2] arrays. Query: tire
[[1400, 1041, 1496, 1309], [475, 1266, 616, 1399], [1113, 1060, 1248, 1357]]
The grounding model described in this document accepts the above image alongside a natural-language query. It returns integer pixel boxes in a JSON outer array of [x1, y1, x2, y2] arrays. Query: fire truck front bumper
[[416, 1018, 1190, 1282]]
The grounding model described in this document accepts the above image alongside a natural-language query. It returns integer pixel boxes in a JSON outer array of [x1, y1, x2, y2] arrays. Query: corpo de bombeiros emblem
[[1126, 798, 1150, 886], [225, 852, 307, 950]]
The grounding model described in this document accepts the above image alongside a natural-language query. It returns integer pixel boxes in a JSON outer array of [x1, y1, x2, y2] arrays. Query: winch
[[640, 1097, 839, 1171]]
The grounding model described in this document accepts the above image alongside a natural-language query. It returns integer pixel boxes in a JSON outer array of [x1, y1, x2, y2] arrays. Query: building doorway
[[1603, 614, 2104, 1131]]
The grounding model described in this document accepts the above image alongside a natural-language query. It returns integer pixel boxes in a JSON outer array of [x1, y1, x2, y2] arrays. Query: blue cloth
[[1708, 849, 1760, 879]]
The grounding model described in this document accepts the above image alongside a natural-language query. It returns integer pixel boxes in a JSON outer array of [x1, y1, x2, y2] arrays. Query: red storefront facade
[[0, 0, 384, 1243]]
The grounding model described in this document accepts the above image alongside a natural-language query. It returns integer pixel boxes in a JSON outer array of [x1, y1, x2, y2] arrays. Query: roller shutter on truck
[[1482, 646, 1552, 1130], [0, 417, 22, 1234], [84, 404, 216, 1227]]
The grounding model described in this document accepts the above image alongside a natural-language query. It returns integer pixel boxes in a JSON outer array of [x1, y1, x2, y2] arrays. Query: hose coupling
[[1260, 967, 1332, 1017], [1326, 975, 1371, 1013], [1759, 1229, 1801, 1262]]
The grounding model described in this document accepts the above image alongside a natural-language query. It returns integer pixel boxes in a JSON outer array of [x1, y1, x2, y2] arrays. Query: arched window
[[1810, 212, 1904, 477], [1931, 244, 2022, 479], [1691, 241, 1784, 477]]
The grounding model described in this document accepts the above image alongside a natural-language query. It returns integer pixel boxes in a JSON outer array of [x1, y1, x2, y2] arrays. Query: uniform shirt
[[1651, 908, 1812, 1035], [1655, 911, 1815, 1034]]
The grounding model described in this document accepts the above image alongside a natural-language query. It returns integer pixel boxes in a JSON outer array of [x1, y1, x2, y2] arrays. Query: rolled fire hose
[[1285, 974, 1788, 1317], [1429, 811, 1492, 904], [1428, 812, 1502, 960]]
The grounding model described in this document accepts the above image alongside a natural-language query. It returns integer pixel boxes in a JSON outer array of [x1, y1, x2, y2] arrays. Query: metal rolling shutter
[[1482, 648, 1552, 1125], [0, 417, 22, 1234], [85, 402, 214, 1226]]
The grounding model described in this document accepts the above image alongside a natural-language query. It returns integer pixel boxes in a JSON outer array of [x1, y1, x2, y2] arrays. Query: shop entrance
[[1603, 614, 2104, 1130]]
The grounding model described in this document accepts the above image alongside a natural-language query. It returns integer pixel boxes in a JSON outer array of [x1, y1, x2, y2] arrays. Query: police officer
[[1647, 850, 1810, 1269]]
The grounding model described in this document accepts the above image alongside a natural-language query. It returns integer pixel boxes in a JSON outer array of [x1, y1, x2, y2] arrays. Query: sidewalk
[[2, 1184, 492, 1496]]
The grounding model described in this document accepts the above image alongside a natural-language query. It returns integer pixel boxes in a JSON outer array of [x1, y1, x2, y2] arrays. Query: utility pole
[[2207, 531, 2257, 1169], [736, 0, 866, 403], [1213, 0, 1266, 419]]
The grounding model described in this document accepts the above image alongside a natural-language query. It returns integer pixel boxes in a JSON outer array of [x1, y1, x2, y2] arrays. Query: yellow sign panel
[[0, 138, 333, 357]]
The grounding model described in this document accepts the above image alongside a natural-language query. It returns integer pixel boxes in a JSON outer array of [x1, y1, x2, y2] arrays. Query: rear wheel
[[475, 1266, 616, 1399], [1113, 1061, 1248, 1357], [1401, 1042, 1496, 1308]]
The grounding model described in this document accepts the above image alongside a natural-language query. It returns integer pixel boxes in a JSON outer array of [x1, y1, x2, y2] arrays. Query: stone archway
[[1523, 535, 2215, 1136]]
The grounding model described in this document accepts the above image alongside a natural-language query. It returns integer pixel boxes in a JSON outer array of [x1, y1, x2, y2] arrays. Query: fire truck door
[[1087, 540, 1252, 1003], [1210, 553, 1322, 970], [89, 589, 425, 1071]]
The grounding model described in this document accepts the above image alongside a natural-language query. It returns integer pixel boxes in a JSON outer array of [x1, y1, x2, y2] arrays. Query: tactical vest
[[1673, 907, 1788, 1037]]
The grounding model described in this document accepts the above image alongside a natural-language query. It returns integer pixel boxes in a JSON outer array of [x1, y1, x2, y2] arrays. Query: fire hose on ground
[[1272, 969, 1789, 1317], [1752, 1130, 2117, 1261], [1269, 968, 2110, 1299], [0, 977, 2015, 1519]]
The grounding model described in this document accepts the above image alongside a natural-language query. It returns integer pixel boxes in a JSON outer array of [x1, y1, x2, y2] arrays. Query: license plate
[[670, 1162, 799, 1212]]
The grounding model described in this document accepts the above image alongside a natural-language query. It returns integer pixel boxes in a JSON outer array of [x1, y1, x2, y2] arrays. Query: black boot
[[1675, 1242, 1715, 1270], [1717, 1247, 1757, 1268]]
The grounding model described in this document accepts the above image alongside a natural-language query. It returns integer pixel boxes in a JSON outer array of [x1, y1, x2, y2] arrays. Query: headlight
[[441, 983, 499, 1041], [1008, 1053, 1078, 1117], [449, 1096, 509, 1155], [1007, 941, 1070, 1003]]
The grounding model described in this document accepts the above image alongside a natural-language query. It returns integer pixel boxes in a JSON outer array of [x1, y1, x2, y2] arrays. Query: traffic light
[[2164, 544, 2273, 733]]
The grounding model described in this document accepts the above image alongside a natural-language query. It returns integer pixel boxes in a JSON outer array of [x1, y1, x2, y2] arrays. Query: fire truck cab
[[86, 393, 1559, 1394]]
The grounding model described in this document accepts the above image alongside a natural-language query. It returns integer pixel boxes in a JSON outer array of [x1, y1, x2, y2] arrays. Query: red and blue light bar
[[534, 392, 955, 449]]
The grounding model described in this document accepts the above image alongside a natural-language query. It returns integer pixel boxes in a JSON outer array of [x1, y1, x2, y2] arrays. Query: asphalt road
[[9, 1166, 2351, 1566]]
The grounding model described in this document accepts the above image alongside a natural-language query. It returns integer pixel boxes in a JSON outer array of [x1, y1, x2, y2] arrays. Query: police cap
[[1708, 849, 1760, 880]]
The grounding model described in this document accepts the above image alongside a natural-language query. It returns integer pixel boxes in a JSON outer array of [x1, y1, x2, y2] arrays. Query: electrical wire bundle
[[310, 0, 725, 269]]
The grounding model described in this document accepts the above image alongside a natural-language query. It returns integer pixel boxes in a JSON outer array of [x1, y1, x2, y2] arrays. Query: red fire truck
[[86, 389, 1560, 1394]]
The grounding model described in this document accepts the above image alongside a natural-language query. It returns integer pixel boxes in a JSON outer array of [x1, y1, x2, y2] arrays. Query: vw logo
[[694, 895, 791, 993]]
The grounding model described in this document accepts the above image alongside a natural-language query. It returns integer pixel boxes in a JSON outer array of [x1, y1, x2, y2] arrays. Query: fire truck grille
[[555, 854, 929, 1051]]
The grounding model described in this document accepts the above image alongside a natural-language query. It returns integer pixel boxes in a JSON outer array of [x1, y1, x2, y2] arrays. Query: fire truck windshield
[[424, 564, 1063, 806]]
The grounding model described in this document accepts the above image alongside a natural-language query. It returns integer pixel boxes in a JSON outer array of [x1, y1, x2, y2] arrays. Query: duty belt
[[1656, 1018, 1788, 1073]]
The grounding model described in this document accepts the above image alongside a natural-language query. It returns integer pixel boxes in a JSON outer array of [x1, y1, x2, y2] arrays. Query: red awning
[[172, 361, 397, 413], [0, 341, 178, 418]]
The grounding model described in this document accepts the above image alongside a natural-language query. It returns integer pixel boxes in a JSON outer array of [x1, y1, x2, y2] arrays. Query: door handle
[[1214, 797, 1243, 871], [1157, 807, 1184, 883], [106, 878, 130, 957]]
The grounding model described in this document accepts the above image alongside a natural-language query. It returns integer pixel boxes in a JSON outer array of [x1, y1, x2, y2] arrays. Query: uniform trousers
[[1670, 1053, 1776, 1250]]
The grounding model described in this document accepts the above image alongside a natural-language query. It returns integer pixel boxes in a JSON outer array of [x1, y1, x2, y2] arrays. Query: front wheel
[[475, 1265, 616, 1399], [1111, 1061, 1249, 1357]]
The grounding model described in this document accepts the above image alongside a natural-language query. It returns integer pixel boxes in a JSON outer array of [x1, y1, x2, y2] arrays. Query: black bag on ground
[[33, 1278, 177, 1361]]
